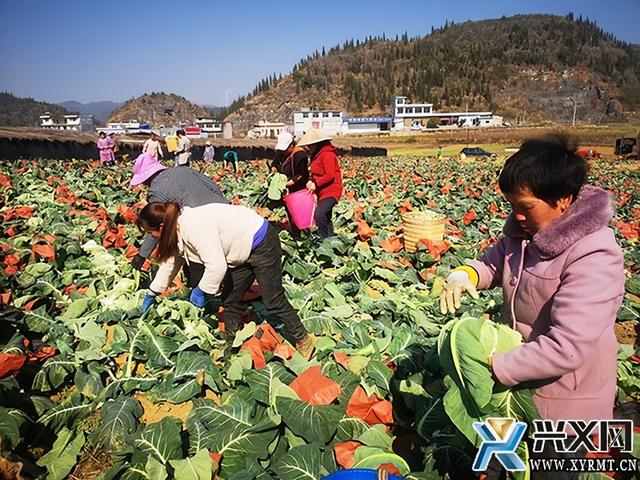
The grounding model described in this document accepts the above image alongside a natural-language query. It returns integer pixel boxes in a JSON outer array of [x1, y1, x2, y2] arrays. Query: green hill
[[225, 14, 640, 133], [0, 92, 71, 127]]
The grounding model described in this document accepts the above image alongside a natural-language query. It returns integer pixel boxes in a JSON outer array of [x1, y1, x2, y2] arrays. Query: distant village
[[39, 95, 504, 139]]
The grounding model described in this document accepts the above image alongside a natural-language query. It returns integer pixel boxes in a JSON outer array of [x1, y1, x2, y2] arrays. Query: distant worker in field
[[439, 135, 625, 455], [128, 153, 228, 289], [272, 132, 309, 192], [97, 131, 115, 165], [136, 201, 316, 359], [272, 131, 310, 237], [202, 141, 215, 163], [107, 132, 119, 162], [142, 132, 164, 161], [298, 128, 343, 240], [436, 146, 443, 159], [175, 129, 192, 167], [223, 150, 238, 172]]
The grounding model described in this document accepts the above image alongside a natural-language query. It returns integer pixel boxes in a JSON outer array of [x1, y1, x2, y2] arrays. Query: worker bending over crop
[[136, 201, 316, 359], [129, 153, 227, 291], [440, 135, 625, 470], [223, 150, 238, 172]]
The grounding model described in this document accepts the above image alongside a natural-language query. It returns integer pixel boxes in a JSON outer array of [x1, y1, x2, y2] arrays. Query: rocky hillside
[[0, 92, 71, 127], [225, 14, 640, 133], [109, 92, 209, 126]]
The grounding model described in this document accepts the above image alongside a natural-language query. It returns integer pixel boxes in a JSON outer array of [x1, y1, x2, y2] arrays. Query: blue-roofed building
[[342, 115, 393, 135]]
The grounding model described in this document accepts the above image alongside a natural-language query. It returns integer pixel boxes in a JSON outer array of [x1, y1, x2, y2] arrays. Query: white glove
[[439, 269, 480, 314]]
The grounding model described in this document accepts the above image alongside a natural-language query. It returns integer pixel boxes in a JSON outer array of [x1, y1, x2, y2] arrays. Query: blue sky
[[0, 0, 638, 106]]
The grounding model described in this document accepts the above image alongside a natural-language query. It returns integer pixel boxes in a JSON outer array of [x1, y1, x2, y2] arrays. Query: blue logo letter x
[[472, 420, 527, 472]]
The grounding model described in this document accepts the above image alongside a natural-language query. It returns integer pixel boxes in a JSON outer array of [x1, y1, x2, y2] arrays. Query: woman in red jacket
[[297, 128, 343, 239]]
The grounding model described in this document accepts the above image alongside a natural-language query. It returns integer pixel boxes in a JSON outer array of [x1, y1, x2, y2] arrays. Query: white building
[[391, 96, 503, 131], [246, 121, 287, 139], [195, 117, 223, 135], [342, 116, 393, 135], [392, 96, 434, 120], [100, 120, 151, 134], [39, 112, 95, 132], [293, 108, 344, 136]]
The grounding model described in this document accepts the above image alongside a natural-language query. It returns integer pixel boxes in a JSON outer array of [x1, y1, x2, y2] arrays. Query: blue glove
[[190, 286, 206, 308], [142, 293, 156, 314]]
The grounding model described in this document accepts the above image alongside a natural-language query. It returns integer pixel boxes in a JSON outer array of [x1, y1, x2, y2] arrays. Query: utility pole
[[569, 96, 577, 127], [466, 104, 469, 147]]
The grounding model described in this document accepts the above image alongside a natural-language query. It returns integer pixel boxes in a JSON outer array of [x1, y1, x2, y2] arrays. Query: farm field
[[0, 154, 639, 479], [339, 125, 638, 157]]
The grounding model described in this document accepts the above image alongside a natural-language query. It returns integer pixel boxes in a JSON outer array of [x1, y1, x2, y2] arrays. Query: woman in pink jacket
[[96, 131, 115, 165], [440, 136, 625, 452]]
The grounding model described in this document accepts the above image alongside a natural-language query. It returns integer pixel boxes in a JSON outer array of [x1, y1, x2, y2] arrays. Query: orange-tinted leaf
[[14, 206, 34, 219], [124, 243, 139, 260], [479, 238, 493, 251], [612, 221, 640, 241], [254, 207, 270, 218], [117, 204, 138, 224], [397, 257, 412, 268], [334, 441, 362, 469], [160, 274, 184, 297], [256, 324, 282, 351], [103, 226, 128, 249], [462, 209, 477, 225], [290, 366, 341, 406], [32, 244, 55, 262], [334, 352, 350, 369], [241, 337, 266, 369], [209, 452, 223, 464], [273, 343, 294, 361], [378, 260, 398, 271], [346, 386, 393, 426], [4, 265, 19, 276], [379, 463, 401, 476], [379, 236, 403, 254], [23, 298, 39, 311], [63, 284, 76, 296], [0, 353, 26, 378], [357, 220, 375, 241], [418, 238, 450, 261], [0, 292, 10, 305], [439, 183, 452, 194], [27, 346, 57, 363], [0, 173, 12, 189], [397, 200, 412, 214]]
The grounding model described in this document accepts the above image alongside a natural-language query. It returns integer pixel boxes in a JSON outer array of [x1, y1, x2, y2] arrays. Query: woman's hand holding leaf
[[439, 269, 479, 314]]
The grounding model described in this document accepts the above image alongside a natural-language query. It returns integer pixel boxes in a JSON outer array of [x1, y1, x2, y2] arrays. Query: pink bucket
[[283, 189, 316, 229]]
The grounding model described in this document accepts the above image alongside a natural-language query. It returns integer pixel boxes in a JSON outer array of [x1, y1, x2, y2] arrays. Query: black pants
[[184, 261, 205, 288], [315, 197, 337, 239], [219, 224, 307, 342]]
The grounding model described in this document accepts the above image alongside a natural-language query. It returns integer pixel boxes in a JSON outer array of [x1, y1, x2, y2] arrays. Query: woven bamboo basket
[[401, 210, 446, 252]]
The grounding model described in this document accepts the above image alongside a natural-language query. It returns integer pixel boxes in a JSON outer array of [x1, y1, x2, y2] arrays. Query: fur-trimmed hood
[[503, 185, 614, 258]]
